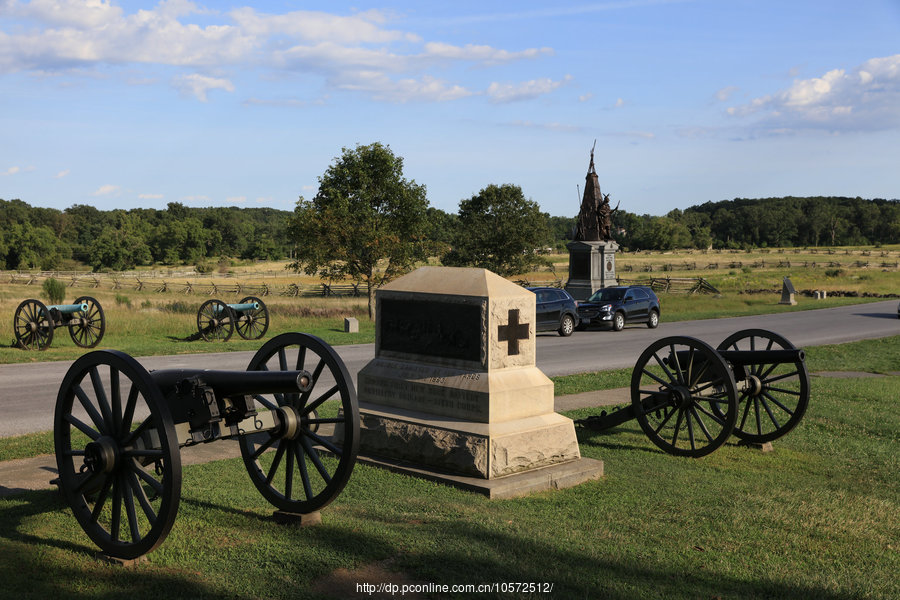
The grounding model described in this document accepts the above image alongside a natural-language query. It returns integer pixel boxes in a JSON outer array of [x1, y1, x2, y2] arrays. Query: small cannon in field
[[196, 296, 269, 342], [14, 296, 105, 350], [53, 332, 359, 560], [576, 329, 810, 457]]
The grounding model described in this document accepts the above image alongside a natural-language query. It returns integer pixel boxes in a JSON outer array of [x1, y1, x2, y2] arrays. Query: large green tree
[[288, 142, 430, 319], [442, 183, 551, 276]]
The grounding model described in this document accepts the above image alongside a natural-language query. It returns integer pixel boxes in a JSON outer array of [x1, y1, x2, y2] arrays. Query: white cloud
[[487, 75, 572, 103], [139, 193, 163, 199], [614, 97, 625, 108], [53, 169, 70, 178], [335, 72, 472, 103], [229, 7, 418, 44], [2, 165, 36, 175], [578, 92, 594, 102], [172, 73, 234, 101], [508, 120, 584, 133], [715, 86, 739, 102], [0, 1, 559, 104], [93, 184, 120, 196], [227, 196, 247, 203], [727, 54, 900, 133]]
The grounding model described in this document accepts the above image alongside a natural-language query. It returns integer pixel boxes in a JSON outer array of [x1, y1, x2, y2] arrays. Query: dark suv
[[576, 285, 660, 331], [527, 287, 580, 337]]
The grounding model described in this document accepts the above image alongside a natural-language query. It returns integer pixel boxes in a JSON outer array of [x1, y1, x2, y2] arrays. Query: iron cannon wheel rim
[[234, 296, 269, 340], [197, 299, 234, 342], [239, 332, 359, 514], [54, 350, 181, 559], [716, 329, 810, 443], [631, 335, 738, 457], [13, 298, 54, 350], [70, 296, 106, 348]]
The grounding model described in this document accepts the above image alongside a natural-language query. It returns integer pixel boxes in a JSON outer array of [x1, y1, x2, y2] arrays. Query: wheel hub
[[276, 406, 302, 440], [669, 386, 693, 408], [746, 374, 763, 396], [84, 436, 120, 474]]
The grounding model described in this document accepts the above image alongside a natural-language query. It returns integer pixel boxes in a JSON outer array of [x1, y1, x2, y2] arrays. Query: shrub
[[41, 277, 66, 304], [161, 300, 194, 314], [115, 294, 132, 308], [141, 300, 153, 309], [825, 268, 844, 278]]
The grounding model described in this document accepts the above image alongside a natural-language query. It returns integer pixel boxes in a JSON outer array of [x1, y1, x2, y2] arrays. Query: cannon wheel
[[13, 298, 54, 350], [54, 350, 182, 560], [70, 296, 106, 348], [239, 332, 359, 514], [631, 336, 738, 457], [197, 299, 234, 342], [234, 296, 269, 340], [717, 329, 810, 443]]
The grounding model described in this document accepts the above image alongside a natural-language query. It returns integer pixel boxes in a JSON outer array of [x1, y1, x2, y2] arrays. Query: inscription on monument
[[380, 298, 481, 362]]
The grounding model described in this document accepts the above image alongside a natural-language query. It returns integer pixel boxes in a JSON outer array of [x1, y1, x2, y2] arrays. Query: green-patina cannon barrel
[[226, 301, 260, 312], [48, 303, 90, 314]]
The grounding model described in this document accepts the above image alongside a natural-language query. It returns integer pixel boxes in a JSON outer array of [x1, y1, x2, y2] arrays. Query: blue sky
[[1, 0, 899, 218]]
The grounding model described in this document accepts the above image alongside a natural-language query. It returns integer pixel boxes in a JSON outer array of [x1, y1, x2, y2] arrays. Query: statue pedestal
[[565, 240, 618, 301]]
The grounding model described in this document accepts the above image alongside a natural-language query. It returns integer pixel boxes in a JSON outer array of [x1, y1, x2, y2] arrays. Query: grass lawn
[[0, 337, 897, 599]]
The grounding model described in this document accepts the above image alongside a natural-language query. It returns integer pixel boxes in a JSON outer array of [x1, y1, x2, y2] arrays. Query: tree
[[442, 183, 551, 276], [288, 142, 429, 319]]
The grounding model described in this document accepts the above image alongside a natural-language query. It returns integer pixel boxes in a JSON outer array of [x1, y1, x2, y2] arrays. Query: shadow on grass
[[0, 483, 871, 600]]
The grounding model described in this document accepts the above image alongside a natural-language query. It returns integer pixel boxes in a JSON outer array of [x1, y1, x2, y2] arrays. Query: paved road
[[0, 299, 897, 437]]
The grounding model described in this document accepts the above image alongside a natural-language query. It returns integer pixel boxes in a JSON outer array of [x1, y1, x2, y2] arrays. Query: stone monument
[[779, 276, 798, 305], [565, 144, 619, 301], [356, 266, 602, 495]]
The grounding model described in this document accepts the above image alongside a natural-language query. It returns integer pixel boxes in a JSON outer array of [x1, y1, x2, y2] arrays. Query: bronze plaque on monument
[[380, 298, 482, 362]]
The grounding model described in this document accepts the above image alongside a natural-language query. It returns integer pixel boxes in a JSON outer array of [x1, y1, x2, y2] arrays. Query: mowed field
[[1, 245, 897, 364]]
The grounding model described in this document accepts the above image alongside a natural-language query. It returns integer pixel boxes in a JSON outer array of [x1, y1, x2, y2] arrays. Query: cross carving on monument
[[497, 309, 529, 356]]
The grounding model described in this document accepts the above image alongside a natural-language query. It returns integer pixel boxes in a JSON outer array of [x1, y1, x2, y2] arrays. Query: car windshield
[[587, 288, 625, 302]]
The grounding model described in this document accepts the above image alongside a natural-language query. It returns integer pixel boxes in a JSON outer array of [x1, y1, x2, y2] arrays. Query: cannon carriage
[[14, 296, 105, 350], [196, 296, 269, 342], [576, 329, 810, 457], [53, 332, 359, 560]]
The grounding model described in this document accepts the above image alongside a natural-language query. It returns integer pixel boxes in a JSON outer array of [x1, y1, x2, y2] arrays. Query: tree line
[[3, 148, 898, 281], [0, 199, 292, 271]]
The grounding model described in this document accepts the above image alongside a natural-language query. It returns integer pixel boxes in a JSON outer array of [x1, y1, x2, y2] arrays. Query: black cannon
[[14, 296, 105, 350], [576, 329, 810, 457], [196, 296, 269, 342], [53, 332, 359, 560]]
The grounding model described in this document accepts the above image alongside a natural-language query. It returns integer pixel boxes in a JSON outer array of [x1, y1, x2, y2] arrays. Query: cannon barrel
[[150, 368, 310, 397], [48, 303, 89, 314], [227, 301, 260, 312], [665, 348, 804, 369]]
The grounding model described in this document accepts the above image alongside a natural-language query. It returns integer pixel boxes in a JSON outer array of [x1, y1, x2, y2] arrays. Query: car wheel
[[647, 310, 659, 329], [612, 312, 625, 332], [558, 314, 575, 337]]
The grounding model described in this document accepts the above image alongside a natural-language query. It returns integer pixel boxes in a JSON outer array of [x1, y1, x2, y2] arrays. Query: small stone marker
[[779, 276, 797, 305], [814, 290, 827, 300], [357, 267, 597, 486], [344, 317, 359, 333]]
